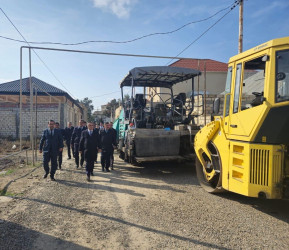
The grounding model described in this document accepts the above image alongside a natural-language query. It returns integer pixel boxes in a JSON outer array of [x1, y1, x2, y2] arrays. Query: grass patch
[[5, 169, 15, 175], [0, 189, 24, 197], [0, 169, 15, 177]]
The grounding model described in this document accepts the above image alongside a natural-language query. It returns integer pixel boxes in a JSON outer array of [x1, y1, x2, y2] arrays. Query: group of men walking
[[39, 119, 117, 181]]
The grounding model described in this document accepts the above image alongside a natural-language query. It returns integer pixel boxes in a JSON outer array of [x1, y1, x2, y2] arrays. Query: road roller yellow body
[[194, 37, 289, 199]]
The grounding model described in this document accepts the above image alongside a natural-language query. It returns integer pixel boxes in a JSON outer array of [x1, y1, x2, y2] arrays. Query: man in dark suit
[[71, 120, 86, 168], [99, 122, 117, 172], [79, 122, 99, 181], [83, 121, 88, 130], [93, 122, 100, 163], [54, 122, 65, 169], [109, 122, 117, 170], [39, 120, 64, 181], [64, 122, 74, 160]]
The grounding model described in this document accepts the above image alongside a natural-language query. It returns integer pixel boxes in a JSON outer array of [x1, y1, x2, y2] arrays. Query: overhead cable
[[166, 0, 240, 65], [0, 2, 236, 46], [0, 8, 76, 99]]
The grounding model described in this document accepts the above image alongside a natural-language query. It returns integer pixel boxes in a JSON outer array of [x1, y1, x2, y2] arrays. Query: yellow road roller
[[194, 37, 289, 199]]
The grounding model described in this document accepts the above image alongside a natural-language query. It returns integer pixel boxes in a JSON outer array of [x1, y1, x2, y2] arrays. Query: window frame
[[275, 49, 289, 103], [233, 63, 242, 113]]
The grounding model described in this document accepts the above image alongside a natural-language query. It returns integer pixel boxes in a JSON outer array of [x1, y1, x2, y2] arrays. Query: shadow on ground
[[12, 196, 228, 250], [0, 220, 90, 250]]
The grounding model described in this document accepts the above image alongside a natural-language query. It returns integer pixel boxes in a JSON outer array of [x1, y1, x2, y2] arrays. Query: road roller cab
[[194, 37, 289, 199]]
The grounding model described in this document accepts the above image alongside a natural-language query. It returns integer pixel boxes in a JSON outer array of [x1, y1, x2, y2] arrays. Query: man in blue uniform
[[39, 120, 64, 181], [64, 122, 74, 160], [71, 119, 86, 168], [79, 122, 99, 181], [99, 122, 117, 172]]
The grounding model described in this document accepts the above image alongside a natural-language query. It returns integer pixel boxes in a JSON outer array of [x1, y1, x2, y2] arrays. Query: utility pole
[[238, 0, 244, 53]]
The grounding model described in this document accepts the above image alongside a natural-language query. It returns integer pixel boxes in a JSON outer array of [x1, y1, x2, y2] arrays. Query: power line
[[166, 0, 240, 65], [0, 8, 76, 99], [88, 91, 121, 99], [0, 2, 236, 46]]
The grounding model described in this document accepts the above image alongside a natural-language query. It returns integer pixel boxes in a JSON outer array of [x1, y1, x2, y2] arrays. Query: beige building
[[0, 77, 84, 138], [156, 59, 228, 100], [146, 59, 228, 125]]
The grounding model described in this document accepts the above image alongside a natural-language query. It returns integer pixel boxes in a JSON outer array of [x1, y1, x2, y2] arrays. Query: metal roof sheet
[[120, 66, 201, 88], [0, 77, 66, 94]]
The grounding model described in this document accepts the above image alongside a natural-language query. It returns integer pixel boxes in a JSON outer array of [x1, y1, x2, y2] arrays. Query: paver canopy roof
[[119, 66, 201, 88]]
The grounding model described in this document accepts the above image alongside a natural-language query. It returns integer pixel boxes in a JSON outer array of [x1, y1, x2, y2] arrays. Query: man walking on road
[[71, 120, 86, 168], [99, 122, 117, 172], [93, 122, 100, 163], [109, 122, 117, 170], [39, 120, 64, 181], [54, 122, 65, 169], [79, 122, 99, 181], [64, 122, 74, 160]]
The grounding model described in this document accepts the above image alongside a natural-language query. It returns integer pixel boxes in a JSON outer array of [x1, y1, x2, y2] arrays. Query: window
[[241, 56, 266, 109], [276, 50, 289, 103], [233, 64, 242, 113], [224, 67, 232, 116]]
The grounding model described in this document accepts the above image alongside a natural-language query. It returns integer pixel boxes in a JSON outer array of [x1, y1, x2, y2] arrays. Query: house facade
[[0, 77, 85, 138]]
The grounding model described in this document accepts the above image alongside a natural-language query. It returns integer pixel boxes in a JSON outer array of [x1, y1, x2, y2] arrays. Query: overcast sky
[[0, 0, 288, 110]]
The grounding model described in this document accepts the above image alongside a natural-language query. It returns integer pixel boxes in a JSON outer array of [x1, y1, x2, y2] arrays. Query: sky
[[0, 0, 288, 110]]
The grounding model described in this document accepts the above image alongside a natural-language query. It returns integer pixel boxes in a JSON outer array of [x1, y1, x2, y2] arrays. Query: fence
[[0, 147, 38, 171]]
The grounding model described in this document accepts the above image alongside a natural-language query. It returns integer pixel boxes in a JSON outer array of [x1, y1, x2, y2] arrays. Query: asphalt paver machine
[[116, 66, 201, 164]]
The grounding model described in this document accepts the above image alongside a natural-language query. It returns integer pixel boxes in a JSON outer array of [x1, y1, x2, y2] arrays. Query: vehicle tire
[[195, 155, 224, 193]]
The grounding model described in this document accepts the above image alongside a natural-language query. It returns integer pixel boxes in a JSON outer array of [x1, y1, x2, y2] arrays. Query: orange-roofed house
[[169, 58, 228, 96]]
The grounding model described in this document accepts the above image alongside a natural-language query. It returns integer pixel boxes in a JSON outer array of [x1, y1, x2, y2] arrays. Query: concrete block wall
[[0, 109, 17, 138], [18, 106, 59, 138], [0, 104, 59, 139]]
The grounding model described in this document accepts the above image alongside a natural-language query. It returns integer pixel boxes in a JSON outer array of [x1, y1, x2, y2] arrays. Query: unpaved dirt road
[[1, 152, 289, 249]]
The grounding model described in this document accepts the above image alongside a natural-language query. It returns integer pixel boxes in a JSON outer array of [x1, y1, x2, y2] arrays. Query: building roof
[[170, 59, 228, 72], [0, 77, 66, 94], [0, 76, 82, 110]]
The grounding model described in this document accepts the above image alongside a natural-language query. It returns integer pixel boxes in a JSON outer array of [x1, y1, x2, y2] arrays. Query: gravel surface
[[0, 152, 289, 249]]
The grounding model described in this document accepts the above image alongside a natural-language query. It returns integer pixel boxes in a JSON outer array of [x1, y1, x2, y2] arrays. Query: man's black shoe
[[86, 175, 90, 181], [43, 173, 48, 179], [105, 169, 110, 172], [50, 176, 56, 181], [75, 165, 79, 169], [59, 165, 61, 170]]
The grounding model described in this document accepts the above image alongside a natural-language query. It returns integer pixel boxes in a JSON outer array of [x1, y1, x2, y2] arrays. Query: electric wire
[[0, 8, 76, 99], [166, 0, 240, 65], [88, 90, 121, 99], [0, 2, 236, 46]]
